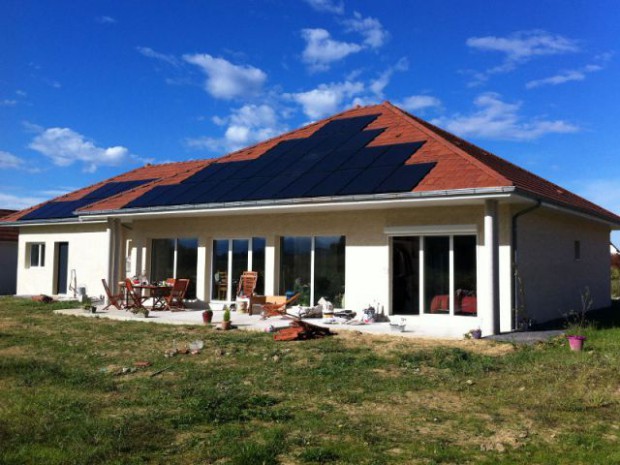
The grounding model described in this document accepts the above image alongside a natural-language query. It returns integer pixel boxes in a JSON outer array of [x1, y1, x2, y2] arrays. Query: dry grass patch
[[336, 330, 515, 357]]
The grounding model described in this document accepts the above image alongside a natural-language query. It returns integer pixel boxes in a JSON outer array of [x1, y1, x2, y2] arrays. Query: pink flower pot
[[567, 335, 586, 351]]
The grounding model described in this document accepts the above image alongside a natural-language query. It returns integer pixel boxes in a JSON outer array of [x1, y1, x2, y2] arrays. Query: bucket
[[567, 335, 586, 351]]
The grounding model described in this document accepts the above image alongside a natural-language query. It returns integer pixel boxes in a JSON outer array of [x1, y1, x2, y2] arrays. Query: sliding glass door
[[392, 234, 477, 316], [279, 236, 345, 307], [211, 238, 266, 301], [151, 238, 198, 298]]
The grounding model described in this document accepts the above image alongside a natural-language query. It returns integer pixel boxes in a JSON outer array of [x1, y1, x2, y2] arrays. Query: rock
[[272, 354, 281, 363], [466, 379, 474, 385]]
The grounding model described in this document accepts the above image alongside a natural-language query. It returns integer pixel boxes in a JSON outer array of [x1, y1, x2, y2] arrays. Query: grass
[[1, 296, 619, 464]]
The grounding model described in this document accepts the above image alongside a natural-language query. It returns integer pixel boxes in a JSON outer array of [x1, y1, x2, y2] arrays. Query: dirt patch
[[336, 331, 515, 357]]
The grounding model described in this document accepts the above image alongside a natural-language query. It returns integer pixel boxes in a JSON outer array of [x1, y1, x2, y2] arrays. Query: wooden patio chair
[[164, 278, 190, 311], [261, 293, 301, 318], [236, 271, 258, 315], [124, 278, 146, 310], [101, 278, 124, 311], [215, 271, 228, 300]]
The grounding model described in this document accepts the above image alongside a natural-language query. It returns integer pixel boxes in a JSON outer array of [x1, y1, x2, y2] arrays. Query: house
[[3, 102, 619, 336], [0, 210, 18, 295]]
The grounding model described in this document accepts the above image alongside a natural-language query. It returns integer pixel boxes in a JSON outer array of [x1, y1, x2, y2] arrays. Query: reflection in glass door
[[211, 238, 266, 301]]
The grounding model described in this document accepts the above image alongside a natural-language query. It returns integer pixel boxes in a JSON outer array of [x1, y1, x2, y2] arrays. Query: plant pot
[[202, 310, 213, 324], [220, 320, 231, 331], [567, 335, 586, 351], [470, 329, 482, 340]]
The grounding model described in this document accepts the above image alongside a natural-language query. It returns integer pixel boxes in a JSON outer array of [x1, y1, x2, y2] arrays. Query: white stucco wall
[[0, 241, 18, 295], [517, 207, 611, 323], [16, 223, 109, 298], [123, 204, 509, 337]]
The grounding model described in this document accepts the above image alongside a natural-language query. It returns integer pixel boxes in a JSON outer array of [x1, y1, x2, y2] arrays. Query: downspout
[[511, 200, 541, 330]]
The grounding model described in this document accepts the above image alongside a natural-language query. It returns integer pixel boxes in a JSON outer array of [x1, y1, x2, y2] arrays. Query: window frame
[[279, 235, 346, 307], [28, 242, 46, 268], [387, 226, 478, 317], [210, 237, 266, 302]]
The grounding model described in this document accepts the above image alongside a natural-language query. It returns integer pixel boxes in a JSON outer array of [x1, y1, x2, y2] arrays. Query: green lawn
[[1, 296, 619, 465]]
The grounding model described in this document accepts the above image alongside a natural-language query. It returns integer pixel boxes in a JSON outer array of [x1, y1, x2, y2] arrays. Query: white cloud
[[526, 60, 607, 89], [186, 104, 284, 153], [0, 192, 47, 210], [304, 0, 344, 14], [465, 30, 580, 85], [432, 93, 579, 141], [183, 54, 267, 99], [136, 46, 179, 67], [0, 151, 24, 169], [369, 57, 408, 97], [397, 95, 442, 113], [343, 12, 389, 49], [1, 99, 17, 106], [16, 90, 27, 97], [301, 28, 363, 72], [96, 16, 117, 24], [287, 80, 365, 119], [29, 127, 130, 172], [467, 30, 579, 65]]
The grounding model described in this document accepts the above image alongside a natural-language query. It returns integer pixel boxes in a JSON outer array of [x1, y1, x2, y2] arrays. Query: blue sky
[[2, 0, 620, 237]]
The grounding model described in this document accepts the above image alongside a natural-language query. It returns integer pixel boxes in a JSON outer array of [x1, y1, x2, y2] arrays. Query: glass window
[[212, 239, 229, 300], [454, 235, 477, 316], [280, 237, 312, 306], [252, 237, 266, 295], [177, 238, 198, 299], [424, 236, 450, 314], [151, 239, 175, 282], [29, 243, 45, 267], [231, 239, 249, 296], [392, 237, 419, 315], [314, 236, 346, 307], [211, 238, 266, 301], [151, 238, 198, 299]]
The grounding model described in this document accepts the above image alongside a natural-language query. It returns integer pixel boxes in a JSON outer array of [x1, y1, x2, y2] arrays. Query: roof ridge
[[380, 101, 512, 186]]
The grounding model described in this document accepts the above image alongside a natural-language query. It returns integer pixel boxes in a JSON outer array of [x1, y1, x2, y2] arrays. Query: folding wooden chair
[[124, 278, 146, 310], [165, 278, 190, 311], [261, 293, 301, 318], [236, 271, 258, 315], [101, 278, 125, 311], [216, 271, 228, 300]]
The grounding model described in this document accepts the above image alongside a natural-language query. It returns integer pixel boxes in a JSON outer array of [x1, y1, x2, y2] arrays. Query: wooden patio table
[[132, 284, 172, 311]]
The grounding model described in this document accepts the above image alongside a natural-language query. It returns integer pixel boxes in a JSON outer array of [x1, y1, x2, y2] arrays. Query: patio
[[54, 305, 462, 339]]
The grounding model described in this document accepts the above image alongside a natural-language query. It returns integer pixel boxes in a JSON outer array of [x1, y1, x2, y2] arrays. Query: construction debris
[[274, 319, 333, 341]]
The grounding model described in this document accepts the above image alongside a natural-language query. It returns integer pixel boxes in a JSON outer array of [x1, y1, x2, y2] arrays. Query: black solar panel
[[304, 169, 363, 197], [278, 172, 331, 198], [374, 163, 436, 194], [369, 142, 424, 167], [23, 179, 153, 219], [246, 175, 299, 200], [338, 166, 398, 196], [120, 115, 434, 209]]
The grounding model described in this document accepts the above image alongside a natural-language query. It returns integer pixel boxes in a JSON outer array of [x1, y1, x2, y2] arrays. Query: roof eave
[[77, 186, 517, 220], [513, 189, 620, 228]]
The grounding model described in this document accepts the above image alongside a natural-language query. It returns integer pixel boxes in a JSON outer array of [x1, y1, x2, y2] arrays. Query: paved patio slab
[[55, 305, 453, 339]]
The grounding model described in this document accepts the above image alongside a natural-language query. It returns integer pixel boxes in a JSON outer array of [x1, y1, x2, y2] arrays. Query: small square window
[[28, 243, 46, 267], [574, 240, 581, 260]]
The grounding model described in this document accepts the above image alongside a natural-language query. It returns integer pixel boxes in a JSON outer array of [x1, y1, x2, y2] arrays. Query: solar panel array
[[123, 114, 436, 209], [22, 179, 153, 220]]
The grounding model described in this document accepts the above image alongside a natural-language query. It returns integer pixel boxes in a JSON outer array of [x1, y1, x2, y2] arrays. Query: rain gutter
[[78, 186, 517, 221]]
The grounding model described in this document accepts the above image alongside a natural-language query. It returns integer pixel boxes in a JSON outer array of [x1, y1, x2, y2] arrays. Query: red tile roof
[[0, 210, 18, 241], [2, 102, 619, 224]]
